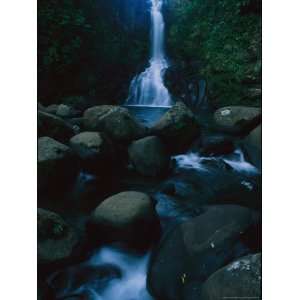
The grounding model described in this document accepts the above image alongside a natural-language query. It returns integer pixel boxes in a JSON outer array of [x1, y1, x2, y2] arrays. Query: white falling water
[[126, 0, 172, 107]]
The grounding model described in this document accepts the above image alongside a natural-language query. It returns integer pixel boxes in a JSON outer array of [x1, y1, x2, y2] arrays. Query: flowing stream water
[[125, 0, 172, 107]]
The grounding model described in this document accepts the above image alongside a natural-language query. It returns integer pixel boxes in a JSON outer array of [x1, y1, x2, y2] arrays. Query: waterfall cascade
[[125, 0, 172, 107]]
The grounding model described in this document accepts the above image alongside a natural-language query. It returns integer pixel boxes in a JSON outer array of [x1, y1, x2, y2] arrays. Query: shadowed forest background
[[38, 0, 261, 108]]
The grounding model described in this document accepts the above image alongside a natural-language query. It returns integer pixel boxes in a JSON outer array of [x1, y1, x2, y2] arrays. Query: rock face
[[214, 106, 261, 130], [128, 136, 170, 177], [38, 111, 76, 143], [38, 208, 79, 265], [199, 253, 262, 300], [89, 191, 160, 248], [38, 137, 77, 193], [69, 132, 115, 175], [242, 125, 262, 170], [200, 135, 235, 156], [147, 205, 261, 300], [56, 104, 81, 118], [83, 105, 146, 142], [151, 102, 200, 153]]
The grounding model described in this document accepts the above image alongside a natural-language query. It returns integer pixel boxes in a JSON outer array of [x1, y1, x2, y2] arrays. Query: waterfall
[[125, 0, 172, 107]]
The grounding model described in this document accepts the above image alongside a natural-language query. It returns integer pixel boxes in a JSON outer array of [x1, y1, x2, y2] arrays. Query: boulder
[[38, 111, 76, 143], [83, 105, 146, 142], [61, 95, 92, 112], [38, 208, 79, 265], [151, 102, 200, 153], [214, 106, 261, 130], [147, 205, 261, 300], [242, 125, 262, 170], [89, 191, 160, 248], [56, 104, 81, 118], [69, 132, 116, 175], [128, 136, 170, 177], [45, 104, 59, 115], [38, 137, 78, 193], [199, 253, 262, 300], [200, 135, 235, 156]]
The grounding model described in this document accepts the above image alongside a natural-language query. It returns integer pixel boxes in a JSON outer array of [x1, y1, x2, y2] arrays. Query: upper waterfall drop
[[125, 0, 172, 107]]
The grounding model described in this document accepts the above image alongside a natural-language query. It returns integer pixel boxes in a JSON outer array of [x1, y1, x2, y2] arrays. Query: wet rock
[[45, 104, 59, 115], [83, 105, 146, 142], [48, 264, 121, 298], [151, 102, 201, 153], [199, 253, 262, 300], [69, 132, 116, 175], [38, 208, 79, 265], [242, 125, 261, 170], [56, 104, 81, 118], [148, 205, 261, 300], [214, 106, 261, 131], [38, 137, 78, 193], [128, 136, 170, 177], [200, 135, 235, 156], [88, 191, 160, 248], [38, 111, 76, 143], [61, 95, 92, 112]]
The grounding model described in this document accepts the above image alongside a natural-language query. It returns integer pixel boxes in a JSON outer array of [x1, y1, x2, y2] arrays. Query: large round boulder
[[38, 208, 79, 265], [147, 205, 261, 300], [56, 104, 81, 119], [214, 106, 261, 130], [38, 137, 78, 193], [69, 132, 115, 175], [38, 111, 76, 143], [128, 136, 170, 177], [198, 253, 261, 300], [242, 125, 262, 170], [151, 102, 200, 153], [88, 191, 161, 248], [83, 105, 146, 142]]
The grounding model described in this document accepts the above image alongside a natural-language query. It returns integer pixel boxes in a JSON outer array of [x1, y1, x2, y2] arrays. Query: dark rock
[[88, 191, 161, 248], [56, 104, 81, 118], [199, 253, 262, 300], [147, 205, 261, 300], [45, 104, 59, 115], [128, 136, 170, 177], [242, 125, 261, 170], [83, 105, 146, 142], [38, 137, 78, 194], [38, 111, 76, 143], [61, 96, 92, 112], [201, 135, 235, 156], [69, 132, 116, 175], [38, 208, 79, 265], [151, 102, 201, 153], [214, 106, 261, 131]]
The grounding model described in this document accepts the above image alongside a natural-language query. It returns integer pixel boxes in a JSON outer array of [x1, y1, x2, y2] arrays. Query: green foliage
[[38, 0, 148, 104], [167, 0, 262, 107]]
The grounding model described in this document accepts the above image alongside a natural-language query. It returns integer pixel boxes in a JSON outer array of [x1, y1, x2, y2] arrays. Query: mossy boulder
[[38, 208, 79, 265], [38, 137, 78, 193], [83, 105, 146, 142], [128, 136, 170, 177], [38, 111, 76, 143], [148, 205, 261, 300], [69, 132, 116, 175], [151, 102, 201, 153], [199, 253, 262, 300], [242, 125, 262, 170], [56, 104, 81, 118], [88, 191, 160, 248], [214, 106, 261, 130]]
